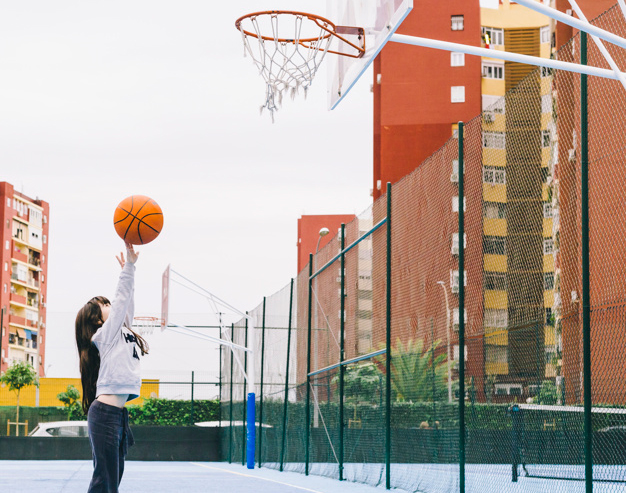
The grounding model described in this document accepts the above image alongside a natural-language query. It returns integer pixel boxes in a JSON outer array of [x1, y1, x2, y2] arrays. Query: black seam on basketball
[[135, 213, 163, 234], [124, 198, 158, 242], [124, 197, 138, 241], [114, 207, 133, 225]]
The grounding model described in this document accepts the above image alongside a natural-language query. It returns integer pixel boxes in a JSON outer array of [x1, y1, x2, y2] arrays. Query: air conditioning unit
[[568, 149, 576, 162], [451, 284, 459, 294], [450, 173, 459, 183], [483, 111, 495, 123]]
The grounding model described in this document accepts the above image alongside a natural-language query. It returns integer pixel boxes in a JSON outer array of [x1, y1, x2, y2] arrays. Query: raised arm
[[92, 244, 138, 347]]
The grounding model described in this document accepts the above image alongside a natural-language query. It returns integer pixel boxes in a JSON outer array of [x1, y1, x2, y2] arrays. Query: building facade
[[0, 182, 50, 376], [372, 0, 482, 201]]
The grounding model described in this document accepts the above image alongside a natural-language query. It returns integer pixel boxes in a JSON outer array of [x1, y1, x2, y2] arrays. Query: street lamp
[[436, 281, 453, 403], [313, 227, 330, 427]]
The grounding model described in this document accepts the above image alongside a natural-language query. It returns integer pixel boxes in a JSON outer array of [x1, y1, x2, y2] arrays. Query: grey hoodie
[[91, 261, 141, 401]]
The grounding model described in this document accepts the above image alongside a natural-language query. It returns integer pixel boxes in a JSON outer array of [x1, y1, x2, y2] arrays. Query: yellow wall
[[0, 378, 159, 407], [483, 183, 507, 202], [482, 2, 551, 29]]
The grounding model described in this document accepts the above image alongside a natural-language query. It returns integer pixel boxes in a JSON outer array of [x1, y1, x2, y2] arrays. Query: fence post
[[580, 31, 592, 493], [229, 323, 234, 464], [385, 182, 392, 490], [305, 254, 313, 475], [258, 297, 267, 468], [280, 278, 295, 472], [339, 223, 346, 481], [458, 121, 466, 493], [190, 371, 195, 425], [243, 318, 248, 466]]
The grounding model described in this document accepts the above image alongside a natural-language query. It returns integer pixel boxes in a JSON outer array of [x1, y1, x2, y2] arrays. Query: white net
[[237, 12, 336, 120], [132, 316, 163, 336]]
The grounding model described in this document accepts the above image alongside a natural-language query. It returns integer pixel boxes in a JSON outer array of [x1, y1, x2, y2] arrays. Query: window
[[483, 166, 506, 185], [544, 272, 555, 290], [545, 307, 553, 326], [452, 125, 459, 138], [482, 95, 505, 114], [452, 196, 467, 212], [453, 344, 468, 362], [451, 15, 464, 31], [3, 262, 7, 272], [483, 132, 506, 149], [540, 26, 551, 44], [541, 94, 552, 114], [484, 309, 508, 328], [544, 239, 554, 255], [542, 130, 551, 148], [6, 198, 10, 207], [495, 384, 522, 396], [484, 202, 506, 219], [482, 61, 504, 79], [452, 233, 467, 254], [453, 308, 468, 328], [482, 27, 504, 46], [486, 345, 508, 364], [541, 66, 552, 78], [484, 236, 506, 255], [543, 203, 553, 218], [485, 272, 507, 290], [450, 270, 468, 293], [451, 86, 465, 103], [5, 240, 8, 250], [451, 52, 465, 67]]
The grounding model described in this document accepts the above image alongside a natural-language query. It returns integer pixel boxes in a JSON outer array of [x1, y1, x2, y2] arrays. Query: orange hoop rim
[[235, 10, 365, 59]]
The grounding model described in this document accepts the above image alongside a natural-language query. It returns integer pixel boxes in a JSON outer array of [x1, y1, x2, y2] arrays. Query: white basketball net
[[132, 317, 163, 336], [238, 12, 334, 121]]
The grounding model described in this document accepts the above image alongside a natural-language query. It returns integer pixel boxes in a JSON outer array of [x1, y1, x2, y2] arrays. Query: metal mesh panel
[[220, 4, 626, 490]]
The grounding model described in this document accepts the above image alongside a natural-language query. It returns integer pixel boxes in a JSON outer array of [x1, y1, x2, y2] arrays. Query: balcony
[[10, 293, 27, 305], [28, 255, 41, 267], [11, 246, 28, 263], [9, 315, 27, 327], [26, 319, 38, 329]]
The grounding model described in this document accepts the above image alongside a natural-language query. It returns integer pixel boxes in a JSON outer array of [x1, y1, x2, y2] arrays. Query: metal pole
[[339, 224, 346, 481], [389, 34, 624, 81], [258, 297, 267, 468], [242, 318, 248, 466], [219, 343, 222, 423], [229, 324, 234, 464], [580, 31, 593, 493], [430, 319, 437, 424], [305, 254, 313, 476], [458, 121, 466, 493], [190, 371, 195, 425], [280, 278, 295, 472], [385, 182, 392, 490]]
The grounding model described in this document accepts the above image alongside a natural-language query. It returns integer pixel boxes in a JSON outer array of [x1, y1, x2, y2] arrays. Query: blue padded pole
[[246, 393, 256, 469]]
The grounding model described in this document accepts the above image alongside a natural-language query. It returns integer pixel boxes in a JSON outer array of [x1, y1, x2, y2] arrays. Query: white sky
[[0, 1, 375, 378], [4, 0, 500, 380]]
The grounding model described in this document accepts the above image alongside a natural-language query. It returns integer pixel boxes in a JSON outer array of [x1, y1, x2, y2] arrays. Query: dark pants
[[87, 400, 134, 493]]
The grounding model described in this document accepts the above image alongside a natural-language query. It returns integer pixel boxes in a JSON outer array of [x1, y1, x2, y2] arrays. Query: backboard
[[327, 0, 413, 110]]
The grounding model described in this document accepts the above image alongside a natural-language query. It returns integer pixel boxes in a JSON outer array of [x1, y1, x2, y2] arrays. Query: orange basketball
[[113, 195, 163, 245]]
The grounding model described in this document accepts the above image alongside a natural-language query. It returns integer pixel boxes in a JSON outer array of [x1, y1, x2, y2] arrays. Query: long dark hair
[[75, 296, 149, 413]]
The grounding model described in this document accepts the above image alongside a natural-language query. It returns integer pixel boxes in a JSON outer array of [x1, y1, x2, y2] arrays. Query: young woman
[[75, 243, 149, 492]]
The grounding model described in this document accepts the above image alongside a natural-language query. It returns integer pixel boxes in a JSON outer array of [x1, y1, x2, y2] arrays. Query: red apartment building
[[0, 182, 50, 376], [373, 0, 482, 201], [297, 214, 356, 275], [553, 1, 626, 405]]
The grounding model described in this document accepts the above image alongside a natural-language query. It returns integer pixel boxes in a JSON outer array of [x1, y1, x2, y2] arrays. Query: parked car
[[28, 421, 89, 437]]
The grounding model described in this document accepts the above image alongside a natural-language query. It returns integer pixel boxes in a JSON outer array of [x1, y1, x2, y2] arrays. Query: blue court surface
[[0, 461, 400, 493], [2, 461, 625, 492]]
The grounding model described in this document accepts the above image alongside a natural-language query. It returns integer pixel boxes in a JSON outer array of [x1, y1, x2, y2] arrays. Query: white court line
[[190, 463, 326, 493]]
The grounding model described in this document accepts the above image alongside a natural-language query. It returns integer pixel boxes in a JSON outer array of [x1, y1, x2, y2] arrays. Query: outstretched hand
[[116, 243, 139, 269]]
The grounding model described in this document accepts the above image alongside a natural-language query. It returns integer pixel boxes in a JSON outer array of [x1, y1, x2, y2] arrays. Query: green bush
[[127, 398, 220, 426]]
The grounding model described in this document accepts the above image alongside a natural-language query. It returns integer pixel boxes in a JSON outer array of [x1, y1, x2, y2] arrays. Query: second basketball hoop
[[235, 11, 364, 120]]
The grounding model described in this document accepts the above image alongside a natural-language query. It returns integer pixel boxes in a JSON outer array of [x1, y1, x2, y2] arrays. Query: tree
[[0, 361, 39, 433], [57, 385, 81, 420], [383, 338, 450, 403], [536, 379, 558, 405]]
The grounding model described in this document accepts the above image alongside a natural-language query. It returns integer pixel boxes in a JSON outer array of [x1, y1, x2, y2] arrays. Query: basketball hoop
[[235, 11, 365, 120], [132, 316, 164, 336]]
